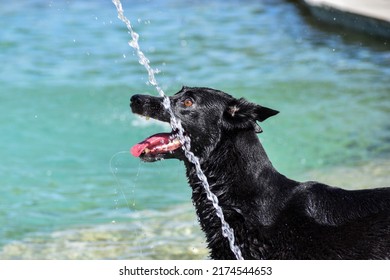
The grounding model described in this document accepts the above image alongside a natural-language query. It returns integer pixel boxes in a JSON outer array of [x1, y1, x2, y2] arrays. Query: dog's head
[[130, 86, 278, 162]]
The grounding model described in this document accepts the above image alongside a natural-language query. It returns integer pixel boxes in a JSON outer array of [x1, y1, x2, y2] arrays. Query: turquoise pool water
[[0, 0, 389, 259]]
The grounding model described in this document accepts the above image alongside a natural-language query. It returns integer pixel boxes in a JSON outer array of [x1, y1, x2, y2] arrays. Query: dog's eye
[[183, 99, 193, 107]]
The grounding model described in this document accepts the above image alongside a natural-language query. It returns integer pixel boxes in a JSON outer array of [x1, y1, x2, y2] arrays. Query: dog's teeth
[[144, 148, 150, 154], [145, 116, 150, 121]]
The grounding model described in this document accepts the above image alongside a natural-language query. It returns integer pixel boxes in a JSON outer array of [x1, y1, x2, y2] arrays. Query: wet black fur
[[130, 86, 390, 260]]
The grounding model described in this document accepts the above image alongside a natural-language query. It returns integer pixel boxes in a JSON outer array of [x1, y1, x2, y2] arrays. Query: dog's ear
[[223, 98, 279, 133]]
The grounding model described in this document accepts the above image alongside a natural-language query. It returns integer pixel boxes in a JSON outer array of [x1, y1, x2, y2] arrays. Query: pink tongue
[[130, 133, 171, 157], [130, 143, 149, 157]]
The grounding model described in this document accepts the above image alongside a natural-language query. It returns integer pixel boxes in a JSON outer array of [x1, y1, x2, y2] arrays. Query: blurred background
[[0, 0, 389, 259]]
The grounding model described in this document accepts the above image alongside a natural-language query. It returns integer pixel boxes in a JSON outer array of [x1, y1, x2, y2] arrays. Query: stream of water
[[111, 0, 244, 260]]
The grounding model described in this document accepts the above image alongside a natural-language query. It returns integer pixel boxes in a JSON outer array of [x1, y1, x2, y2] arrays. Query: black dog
[[130, 86, 390, 260]]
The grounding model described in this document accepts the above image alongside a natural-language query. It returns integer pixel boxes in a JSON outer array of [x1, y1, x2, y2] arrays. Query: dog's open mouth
[[130, 132, 182, 160], [129, 94, 185, 161]]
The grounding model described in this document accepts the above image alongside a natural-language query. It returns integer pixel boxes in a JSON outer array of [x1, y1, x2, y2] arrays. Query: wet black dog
[[130, 86, 390, 260]]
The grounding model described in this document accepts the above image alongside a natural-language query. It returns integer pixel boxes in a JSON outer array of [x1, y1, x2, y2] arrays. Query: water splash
[[112, 0, 243, 260], [109, 151, 132, 211]]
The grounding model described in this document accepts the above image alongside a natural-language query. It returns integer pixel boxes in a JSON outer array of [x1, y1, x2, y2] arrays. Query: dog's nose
[[130, 95, 150, 110], [130, 94, 143, 105]]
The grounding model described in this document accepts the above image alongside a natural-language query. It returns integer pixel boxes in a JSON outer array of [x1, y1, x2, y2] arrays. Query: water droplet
[[129, 40, 138, 49], [149, 79, 157, 86], [132, 32, 139, 42]]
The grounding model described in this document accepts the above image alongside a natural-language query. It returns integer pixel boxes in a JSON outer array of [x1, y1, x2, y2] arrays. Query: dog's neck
[[184, 130, 298, 259]]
